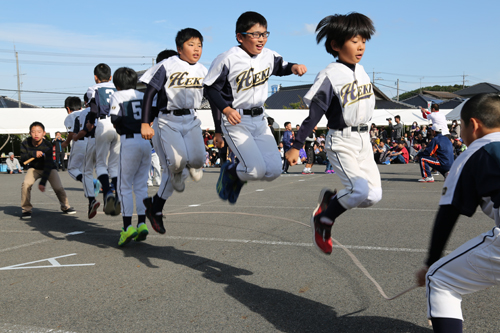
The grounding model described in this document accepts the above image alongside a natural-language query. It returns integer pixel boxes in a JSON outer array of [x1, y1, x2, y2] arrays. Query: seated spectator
[[6, 152, 23, 174], [379, 126, 388, 141], [386, 140, 409, 164], [414, 132, 427, 145], [298, 145, 307, 164], [316, 134, 325, 145], [315, 145, 327, 165], [405, 142, 418, 162], [453, 138, 467, 158], [370, 123, 379, 139], [373, 141, 389, 164]]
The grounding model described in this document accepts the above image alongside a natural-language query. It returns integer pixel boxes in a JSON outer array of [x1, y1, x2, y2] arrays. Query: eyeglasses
[[240, 31, 270, 39]]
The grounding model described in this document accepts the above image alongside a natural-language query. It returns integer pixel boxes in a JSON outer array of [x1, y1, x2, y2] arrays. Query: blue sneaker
[[93, 179, 101, 197], [217, 161, 235, 201], [228, 178, 246, 204], [382, 160, 391, 165]]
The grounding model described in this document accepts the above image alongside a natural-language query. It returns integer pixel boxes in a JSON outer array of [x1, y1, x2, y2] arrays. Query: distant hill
[[397, 84, 468, 101]]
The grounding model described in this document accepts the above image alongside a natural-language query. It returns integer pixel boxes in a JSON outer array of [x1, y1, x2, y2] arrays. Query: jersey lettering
[[125, 100, 143, 120], [235, 67, 271, 93], [168, 72, 203, 88], [97, 87, 117, 106], [339, 81, 373, 107]]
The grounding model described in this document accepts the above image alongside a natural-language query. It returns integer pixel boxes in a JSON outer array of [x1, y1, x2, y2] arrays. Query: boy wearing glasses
[[204, 11, 307, 204]]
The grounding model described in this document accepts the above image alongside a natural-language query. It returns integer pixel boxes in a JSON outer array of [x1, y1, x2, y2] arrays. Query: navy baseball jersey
[[86, 81, 117, 117], [109, 89, 145, 135]]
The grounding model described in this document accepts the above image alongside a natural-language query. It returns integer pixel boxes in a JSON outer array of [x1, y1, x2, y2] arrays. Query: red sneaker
[[310, 188, 336, 254]]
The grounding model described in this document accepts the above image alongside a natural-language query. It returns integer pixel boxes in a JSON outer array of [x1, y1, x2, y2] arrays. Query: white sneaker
[[147, 181, 153, 187], [189, 167, 203, 182], [172, 172, 185, 192], [418, 177, 434, 183]]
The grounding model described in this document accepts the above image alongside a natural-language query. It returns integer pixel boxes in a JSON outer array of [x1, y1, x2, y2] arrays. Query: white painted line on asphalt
[[255, 189, 264, 192], [66, 231, 85, 236], [153, 235, 427, 253], [0, 253, 95, 271], [0, 239, 51, 253], [188, 204, 201, 207], [0, 323, 77, 333]]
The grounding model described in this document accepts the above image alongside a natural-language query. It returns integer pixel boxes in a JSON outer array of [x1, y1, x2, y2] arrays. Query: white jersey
[[139, 56, 207, 111], [86, 81, 116, 117], [304, 62, 375, 127], [64, 110, 82, 133], [424, 111, 450, 135], [204, 46, 293, 110]]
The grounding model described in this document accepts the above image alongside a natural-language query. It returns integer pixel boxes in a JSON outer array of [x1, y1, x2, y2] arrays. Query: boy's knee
[[358, 187, 382, 207], [239, 162, 266, 181], [340, 178, 370, 209]]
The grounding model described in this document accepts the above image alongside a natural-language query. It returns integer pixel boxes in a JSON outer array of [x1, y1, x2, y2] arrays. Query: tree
[[397, 84, 467, 101]]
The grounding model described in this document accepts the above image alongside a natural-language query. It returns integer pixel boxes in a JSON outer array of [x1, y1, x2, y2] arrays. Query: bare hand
[[39, 184, 45, 192], [214, 133, 224, 148], [62, 141, 68, 149], [285, 149, 300, 166], [224, 107, 241, 125], [416, 267, 429, 287], [292, 64, 307, 76], [141, 123, 155, 140], [36, 151, 44, 158], [86, 120, 94, 132]]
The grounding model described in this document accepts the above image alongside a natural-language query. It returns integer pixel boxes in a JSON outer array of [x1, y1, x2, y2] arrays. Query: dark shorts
[[306, 147, 314, 165]]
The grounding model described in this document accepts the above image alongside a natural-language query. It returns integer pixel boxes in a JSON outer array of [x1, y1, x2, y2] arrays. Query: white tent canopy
[[0, 107, 454, 138], [445, 100, 467, 121]]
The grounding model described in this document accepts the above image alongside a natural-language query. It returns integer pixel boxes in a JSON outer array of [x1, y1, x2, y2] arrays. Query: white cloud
[[0, 23, 162, 56], [304, 23, 316, 34], [291, 23, 317, 36]]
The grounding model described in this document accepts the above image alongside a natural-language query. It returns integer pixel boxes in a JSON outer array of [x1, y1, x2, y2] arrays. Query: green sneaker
[[134, 223, 149, 242], [118, 226, 138, 247]]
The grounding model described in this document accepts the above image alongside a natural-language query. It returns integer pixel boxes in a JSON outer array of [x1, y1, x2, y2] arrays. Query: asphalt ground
[[1, 163, 499, 332]]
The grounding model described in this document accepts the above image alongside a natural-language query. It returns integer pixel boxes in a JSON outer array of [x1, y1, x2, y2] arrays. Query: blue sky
[[0, 0, 498, 107]]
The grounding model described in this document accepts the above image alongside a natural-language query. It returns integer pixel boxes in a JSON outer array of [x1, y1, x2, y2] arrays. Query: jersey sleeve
[[270, 50, 295, 77], [292, 77, 333, 148], [204, 54, 232, 112], [139, 63, 167, 92]]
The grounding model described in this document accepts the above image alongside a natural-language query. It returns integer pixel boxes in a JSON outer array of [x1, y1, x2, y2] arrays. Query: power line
[[0, 48, 154, 59], [0, 58, 149, 67], [0, 88, 80, 95], [370, 72, 464, 78]]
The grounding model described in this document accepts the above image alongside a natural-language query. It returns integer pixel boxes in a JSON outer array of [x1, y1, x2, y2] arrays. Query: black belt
[[78, 137, 85, 141], [125, 133, 137, 139], [242, 107, 263, 116], [351, 124, 369, 132], [99, 115, 107, 120], [161, 109, 191, 116]]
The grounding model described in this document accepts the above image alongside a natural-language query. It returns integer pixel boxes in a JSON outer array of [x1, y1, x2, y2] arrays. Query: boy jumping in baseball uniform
[[204, 11, 307, 204], [110, 67, 150, 246], [416, 93, 500, 333], [286, 13, 381, 255], [140, 29, 207, 234]]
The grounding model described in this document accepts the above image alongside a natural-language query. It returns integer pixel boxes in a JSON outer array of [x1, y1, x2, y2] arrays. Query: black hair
[[64, 96, 72, 109], [83, 93, 89, 103], [395, 115, 401, 120], [94, 63, 112, 82], [236, 11, 267, 40], [431, 103, 439, 111], [67, 96, 82, 112], [284, 121, 291, 127], [156, 49, 178, 63], [55, 131, 61, 135], [113, 67, 137, 90], [29, 121, 45, 132], [175, 28, 203, 49], [316, 12, 375, 57], [461, 93, 500, 128]]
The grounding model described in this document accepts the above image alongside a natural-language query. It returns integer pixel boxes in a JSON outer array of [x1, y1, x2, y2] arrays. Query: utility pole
[[396, 79, 400, 101], [15, 47, 21, 108]]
